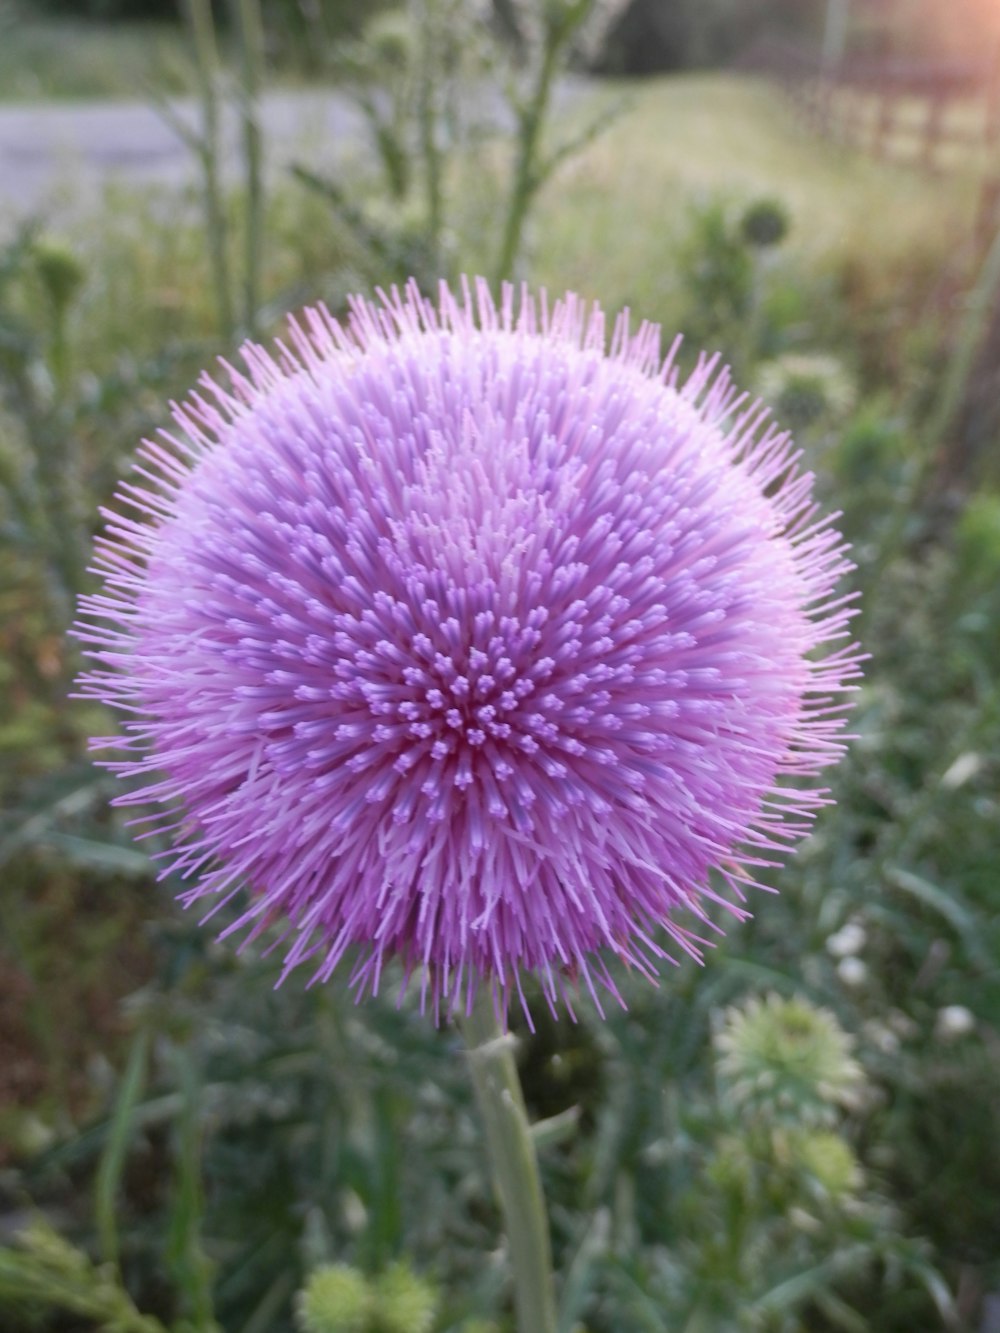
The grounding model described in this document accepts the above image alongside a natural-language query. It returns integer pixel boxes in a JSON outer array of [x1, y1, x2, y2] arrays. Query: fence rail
[[740, 39, 1000, 175]]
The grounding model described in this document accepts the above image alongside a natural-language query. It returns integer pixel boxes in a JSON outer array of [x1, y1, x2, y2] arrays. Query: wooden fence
[[740, 39, 1000, 175]]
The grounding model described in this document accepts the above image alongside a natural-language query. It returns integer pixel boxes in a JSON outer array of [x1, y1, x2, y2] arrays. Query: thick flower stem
[[459, 992, 558, 1333]]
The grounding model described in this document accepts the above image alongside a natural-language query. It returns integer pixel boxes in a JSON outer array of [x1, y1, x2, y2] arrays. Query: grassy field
[[531, 74, 980, 323]]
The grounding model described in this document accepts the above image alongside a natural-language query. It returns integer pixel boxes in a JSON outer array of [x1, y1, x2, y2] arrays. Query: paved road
[[0, 80, 590, 235], [0, 90, 369, 232]]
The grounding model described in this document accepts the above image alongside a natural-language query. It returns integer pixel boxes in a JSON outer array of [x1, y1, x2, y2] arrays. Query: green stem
[[494, 25, 561, 285], [928, 217, 1000, 453], [186, 0, 235, 340], [459, 990, 558, 1333], [415, 0, 444, 271], [50, 308, 70, 397], [233, 0, 265, 337], [866, 215, 1000, 592]]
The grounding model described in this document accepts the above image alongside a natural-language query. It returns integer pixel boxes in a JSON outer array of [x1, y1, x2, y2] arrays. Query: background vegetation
[[1, 1, 999, 1330]]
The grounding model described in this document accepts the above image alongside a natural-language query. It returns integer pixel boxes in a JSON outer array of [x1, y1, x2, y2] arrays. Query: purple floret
[[74, 278, 862, 1022]]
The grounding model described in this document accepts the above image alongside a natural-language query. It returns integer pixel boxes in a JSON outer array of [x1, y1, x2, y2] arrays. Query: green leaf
[[557, 1206, 609, 1333], [37, 830, 153, 878], [95, 1028, 149, 1270], [166, 1053, 219, 1331], [883, 865, 990, 964], [530, 1104, 581, 1153]]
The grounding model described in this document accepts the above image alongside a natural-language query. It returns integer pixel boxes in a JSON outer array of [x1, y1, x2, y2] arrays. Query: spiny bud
[[792, 1129, 861, 1198], [297, 1264, 372, 1333], [371, 1261, 438, 1333], [715, 993, 863, 1127], [740, 197, 790, 249]]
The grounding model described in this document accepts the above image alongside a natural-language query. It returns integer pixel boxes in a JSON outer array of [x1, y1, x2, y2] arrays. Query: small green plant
[[677, 198, 754, 355], [660, 993, 960, 1329], [151, 0, 268, 339], [31, 234, 85, 393]]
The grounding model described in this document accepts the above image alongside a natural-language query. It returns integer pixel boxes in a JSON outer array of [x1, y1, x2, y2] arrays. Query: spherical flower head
[[74, 278, 862, 1022]]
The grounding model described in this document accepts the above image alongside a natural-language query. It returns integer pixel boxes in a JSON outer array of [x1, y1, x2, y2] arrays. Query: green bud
[[297, 1264, 372, 1333], [715, 993, 863, 1128], [371, 1261, 438, 1333], [740, 197, 790, 249], [364, 13, 414, 72], [756, 352, 856, 431], [32, 237, 85, 313], [793, 1129, 861, 1197]]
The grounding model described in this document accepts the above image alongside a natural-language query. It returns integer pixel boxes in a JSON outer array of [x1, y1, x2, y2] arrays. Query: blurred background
[[1, 0, 999, 1330]]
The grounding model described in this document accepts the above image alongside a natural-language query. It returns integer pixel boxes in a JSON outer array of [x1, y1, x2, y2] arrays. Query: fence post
[[976, 38, 1000, 251], [922, 93, 945, 173], [822, 0, 851, 73], [873, 81, 896, 159]]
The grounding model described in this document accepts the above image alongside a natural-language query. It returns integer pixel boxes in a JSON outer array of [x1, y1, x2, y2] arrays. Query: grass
[[529, 73, 982, 325], [0, 16, 192, 101]]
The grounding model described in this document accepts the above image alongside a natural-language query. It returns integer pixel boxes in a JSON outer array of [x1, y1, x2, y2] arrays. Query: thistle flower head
[[715, 993, 863, 1126], [756, 352, 856, 431], [371, 1261, 438, 1333], [740, 197, 790, 249], [793, 1129, 861, 1198], [297, 1265, 371, 1333], [75, 279, 861, 1021]]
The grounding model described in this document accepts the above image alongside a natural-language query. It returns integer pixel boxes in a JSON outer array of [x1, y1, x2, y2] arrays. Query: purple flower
[[75, 279, 861, 1020]]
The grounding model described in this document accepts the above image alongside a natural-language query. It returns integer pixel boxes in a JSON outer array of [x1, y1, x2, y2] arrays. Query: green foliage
[[677, 198, 755, 348], [956, 492, 1000, 590], [0, 13, 192, 100], [0, 1222, 167, 1332]]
